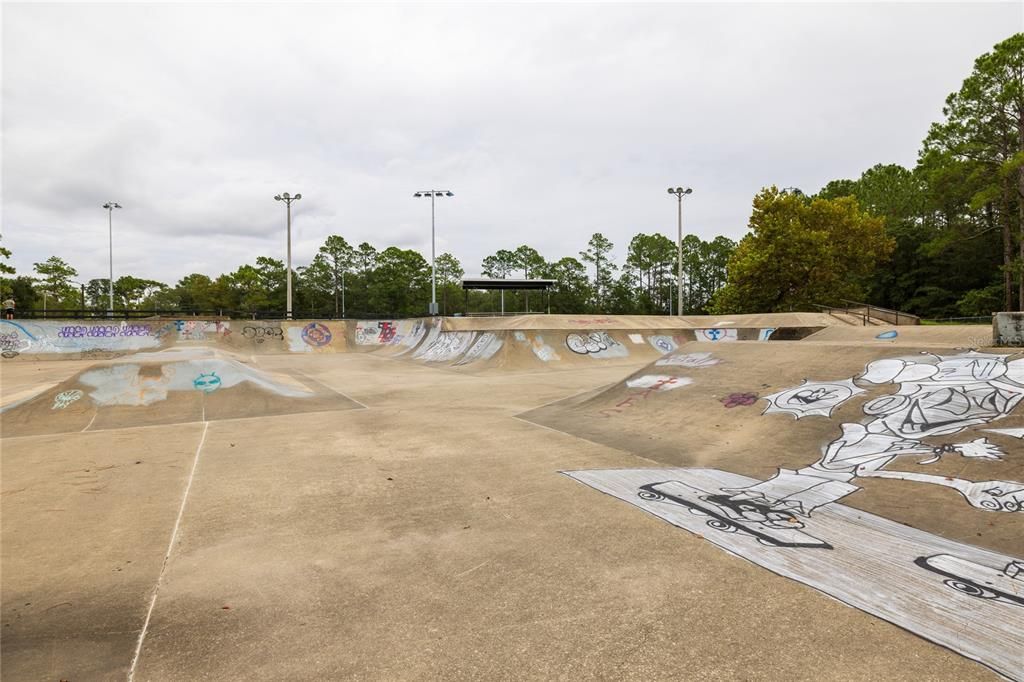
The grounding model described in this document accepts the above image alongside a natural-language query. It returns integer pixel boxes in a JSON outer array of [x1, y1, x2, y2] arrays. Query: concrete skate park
[[1, 313, 1021, 681]]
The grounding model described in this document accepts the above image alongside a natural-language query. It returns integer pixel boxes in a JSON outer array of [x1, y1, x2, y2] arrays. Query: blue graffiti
[[876, 330, 898, 340], [0, 320, 38, 340], [193, 372, 222, 392]]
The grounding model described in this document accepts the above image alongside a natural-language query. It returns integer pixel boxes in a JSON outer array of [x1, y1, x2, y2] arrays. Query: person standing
[[3, 297, 14, 320]]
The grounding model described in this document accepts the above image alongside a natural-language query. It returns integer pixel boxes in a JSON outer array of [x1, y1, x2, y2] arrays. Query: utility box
[[993, 312, 1024, 346]]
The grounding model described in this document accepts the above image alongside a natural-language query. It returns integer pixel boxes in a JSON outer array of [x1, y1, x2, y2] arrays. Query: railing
[[6, 309, 404, 321], [919, 315, 993, 325], [811, 301, 920, 326]]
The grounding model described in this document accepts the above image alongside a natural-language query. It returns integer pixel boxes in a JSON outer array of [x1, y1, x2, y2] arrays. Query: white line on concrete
[[509, 415, 666, 469], [524, 383, 614, 412], [453, 560, 491, 579], [80, 410, 99, 433], [127, 420, 210, 681], [291, 369, 370, 410]]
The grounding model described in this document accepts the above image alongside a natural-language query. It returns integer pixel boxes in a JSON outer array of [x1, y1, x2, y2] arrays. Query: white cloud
[[2, 2, 1020, 283]]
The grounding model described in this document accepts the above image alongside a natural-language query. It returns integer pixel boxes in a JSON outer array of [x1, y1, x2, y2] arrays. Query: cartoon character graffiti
[[301, 322, 332, 347], [193, 372, 222, 393], [725, 352, 1024, 514]]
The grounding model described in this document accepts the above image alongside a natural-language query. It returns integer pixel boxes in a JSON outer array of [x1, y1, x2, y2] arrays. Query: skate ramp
[[0, 348, 361, 437], [441, 312, 838, 331], [1, 314, 821, 365], [803, 324, 989, 347], [520, 341, 1023, 557], [346, 319, 802, 373], [0, 319, 352, 360]]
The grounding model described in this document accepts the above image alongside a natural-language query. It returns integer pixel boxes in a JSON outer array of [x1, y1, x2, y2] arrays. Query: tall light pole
[[413, 190, 453, 316], [667, 187, 693, 316], [102, 202, 121, 315], [274, 192, 302, 319]]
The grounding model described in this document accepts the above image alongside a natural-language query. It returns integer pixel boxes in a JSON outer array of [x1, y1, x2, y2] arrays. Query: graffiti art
[[193, 372, 222, 393], [52, 389, 84, 410], [301, 322, 332, 347], [567, 351, 1024, 678]]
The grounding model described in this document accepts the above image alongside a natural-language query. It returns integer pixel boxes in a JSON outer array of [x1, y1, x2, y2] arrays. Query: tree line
[[0, 232, 735, 318], [2, 34, 1020, 320]]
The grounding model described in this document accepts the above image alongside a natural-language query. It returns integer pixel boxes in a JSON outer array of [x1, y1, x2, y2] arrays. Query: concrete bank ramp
[[0, 319, 351, 359], [2, 313, 929, 367], [348, 317, 809, 372], [0, 348, 360, 437], [524, 341, 1024, 680], [803, 324, 990, 347], [440, 312, 839, 331], [521, 341, 1023, 556]]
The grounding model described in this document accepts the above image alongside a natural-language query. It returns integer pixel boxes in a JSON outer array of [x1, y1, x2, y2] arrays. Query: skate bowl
[[3, 314, 1022, 682], [4, 312, 943, 371]]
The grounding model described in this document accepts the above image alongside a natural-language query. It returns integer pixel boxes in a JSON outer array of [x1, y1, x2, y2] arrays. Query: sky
[[2, 2, 1021, 284]]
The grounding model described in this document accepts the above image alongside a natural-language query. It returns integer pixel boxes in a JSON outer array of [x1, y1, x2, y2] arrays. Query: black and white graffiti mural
[[762, 379, 864, 419], [565, 351, 1024, 678], [565, 467, 1023, 680], [566, 332, 628, 358]]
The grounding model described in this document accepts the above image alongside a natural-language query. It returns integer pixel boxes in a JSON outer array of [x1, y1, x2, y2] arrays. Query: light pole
[[274, 192, 302, 320], [413, 190, 453, 316], [667, 187, 693, 316], [102, 202, 121, 315]]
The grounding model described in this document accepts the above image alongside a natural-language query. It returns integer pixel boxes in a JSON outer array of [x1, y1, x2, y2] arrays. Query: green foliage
[[32, 256, 79, 309], [711, 187, 893, 313], [957, 284, 1003, 317], [579, 233, 616, 305]]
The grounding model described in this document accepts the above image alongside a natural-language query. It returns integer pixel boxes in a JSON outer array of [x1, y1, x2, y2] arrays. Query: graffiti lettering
[[57, 324, 153, 338], [566, 332, 625, 357], [378, 321, 397, 343], [242, 326, 283, 344]]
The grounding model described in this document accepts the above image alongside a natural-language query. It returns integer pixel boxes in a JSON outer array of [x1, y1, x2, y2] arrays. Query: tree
[[625, 233, 675, 313], [0, 237, 13, 278], [297, 254, 333, 317], [114, 276, 166, 309], [435, 252, 464, 315], [319, 235, 355, 318], [481, 249, 517, 278], [482, 249, 518, 312], [32, 256, 78, 309], [540, 257, 592, 313], [923, 33, 1024, 310], [367, 247, 429, 315], [579, 233, 616, 307], [711, 187, 894, 313]]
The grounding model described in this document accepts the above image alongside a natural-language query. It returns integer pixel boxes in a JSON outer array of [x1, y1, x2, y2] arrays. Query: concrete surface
[[1, 335, 1019, 680]]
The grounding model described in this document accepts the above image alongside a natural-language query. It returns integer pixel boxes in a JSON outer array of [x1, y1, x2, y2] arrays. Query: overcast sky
[[2, 2, 1020, 284]]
